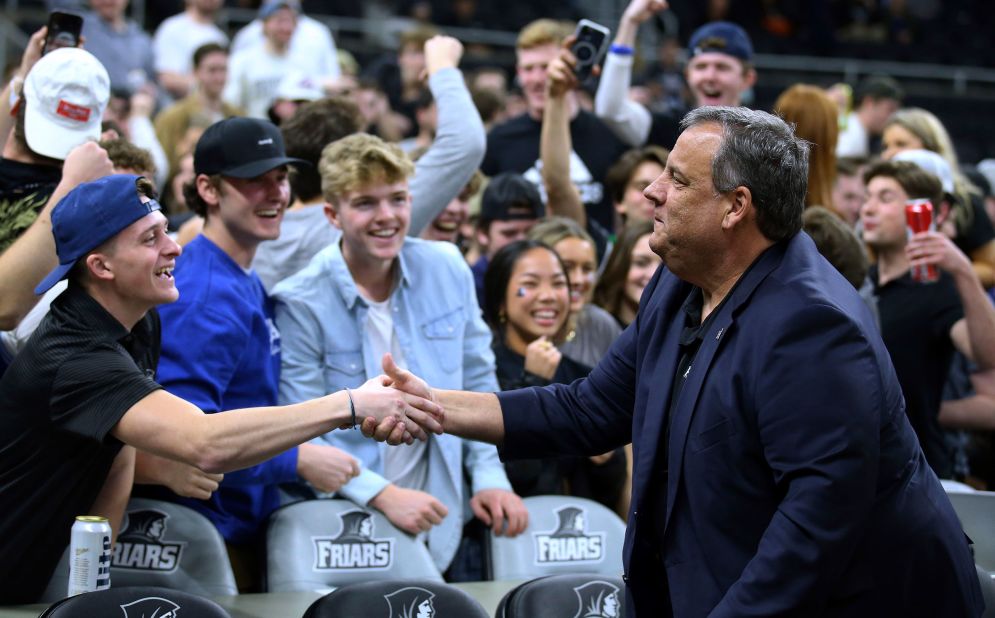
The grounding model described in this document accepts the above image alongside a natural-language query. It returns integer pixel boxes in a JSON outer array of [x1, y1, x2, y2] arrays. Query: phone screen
[[44, 12, 83, 55]]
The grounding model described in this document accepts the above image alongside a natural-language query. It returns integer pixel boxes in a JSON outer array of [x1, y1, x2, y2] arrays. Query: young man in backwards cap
[[595, 0, 757, 148], [0, 174, 434, 603]]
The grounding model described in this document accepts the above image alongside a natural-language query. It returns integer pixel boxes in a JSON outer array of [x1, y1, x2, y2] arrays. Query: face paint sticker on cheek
[[516, 287, 527, 297]]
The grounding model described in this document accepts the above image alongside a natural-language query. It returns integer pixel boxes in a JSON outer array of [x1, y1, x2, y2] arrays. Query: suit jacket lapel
[[632, 277, 687, 515], [633, 306, 684, 511], [662, 241, 788, 532]]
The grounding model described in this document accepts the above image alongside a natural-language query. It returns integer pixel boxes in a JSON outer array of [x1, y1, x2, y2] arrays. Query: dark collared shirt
[[0, 283, 161, 604], [651, 257, 760, 556], [649, 288, 727, 549]]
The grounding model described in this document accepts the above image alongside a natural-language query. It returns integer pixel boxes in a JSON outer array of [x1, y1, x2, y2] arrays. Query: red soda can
[[905, 199, 939, 283]]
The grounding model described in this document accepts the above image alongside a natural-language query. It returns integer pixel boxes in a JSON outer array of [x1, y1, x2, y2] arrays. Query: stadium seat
[[40, 585, 230, 617], [265, 499, 443, 592], [496, 573, 625, 618], [302, 579, 488, 618], [488, 495, 625, 580], [41, 498, 237, 602], [946, 491, 995, 578], [978, 564, 995, 618]]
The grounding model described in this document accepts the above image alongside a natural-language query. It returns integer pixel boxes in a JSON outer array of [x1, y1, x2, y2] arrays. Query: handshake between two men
[[362, 353, 506, 449]]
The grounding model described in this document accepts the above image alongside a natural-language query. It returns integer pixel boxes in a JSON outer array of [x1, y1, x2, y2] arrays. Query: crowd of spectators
[[1, 0, 995, 606]]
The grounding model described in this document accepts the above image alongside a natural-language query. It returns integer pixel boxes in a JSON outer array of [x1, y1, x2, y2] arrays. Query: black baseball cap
[[194, 117, 307, 179], [480, 173, 545, 223]]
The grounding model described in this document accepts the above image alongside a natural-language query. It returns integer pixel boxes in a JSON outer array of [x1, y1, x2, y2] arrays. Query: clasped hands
[[351, 353, 444, 445]]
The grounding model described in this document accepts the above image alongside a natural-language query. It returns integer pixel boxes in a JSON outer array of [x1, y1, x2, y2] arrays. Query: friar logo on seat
[[573, 580, 621, 618], [533, 505, 605, 564], [312, 510, 394, 570], [384, 586, 436, 618], [111, 510, 185, 572], [119, 596, 181, 618]]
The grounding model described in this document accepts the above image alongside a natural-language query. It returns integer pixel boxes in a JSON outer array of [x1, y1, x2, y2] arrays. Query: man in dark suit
[[368, 106, 984, 617]]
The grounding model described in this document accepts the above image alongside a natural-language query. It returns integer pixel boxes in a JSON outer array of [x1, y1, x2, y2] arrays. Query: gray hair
[[680, 106, 809, 242]]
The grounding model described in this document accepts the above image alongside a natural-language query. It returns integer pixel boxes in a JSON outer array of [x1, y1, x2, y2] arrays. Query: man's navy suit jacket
[[499, 232, 983, 617]]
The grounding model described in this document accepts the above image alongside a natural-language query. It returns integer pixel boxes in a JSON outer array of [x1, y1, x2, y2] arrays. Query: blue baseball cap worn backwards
[[35, 174, 161, 295], [688, 21, 754, 63]]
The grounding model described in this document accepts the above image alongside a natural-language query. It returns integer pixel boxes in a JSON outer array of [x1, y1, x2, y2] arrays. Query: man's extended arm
[[0, 142, 113, 329], [113, 380, 433, 474], [408, 36, 486, 236], [370, 309, 640, 455], [940, 368, 995, 430]]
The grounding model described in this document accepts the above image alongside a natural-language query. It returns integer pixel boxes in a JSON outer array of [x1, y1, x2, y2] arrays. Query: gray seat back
[[978, 565, 995, 618], [265, 499, 443, 592], [947, 491, 995, 576], [41, 498, 237, 602], [489, 496, 625, 580]]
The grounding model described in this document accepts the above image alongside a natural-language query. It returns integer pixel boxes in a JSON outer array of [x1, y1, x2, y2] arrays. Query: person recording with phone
[[595, 0, 758, 150], [481, 18, 627, 248], [0, 45, 113, 335]]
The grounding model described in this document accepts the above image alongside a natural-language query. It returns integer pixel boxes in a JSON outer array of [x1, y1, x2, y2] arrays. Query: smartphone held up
[[570, 19, 610, 84], [44, 11, 83, 56]]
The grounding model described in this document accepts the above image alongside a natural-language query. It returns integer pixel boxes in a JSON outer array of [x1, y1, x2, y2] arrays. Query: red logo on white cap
[[56, 100, 91, 123]]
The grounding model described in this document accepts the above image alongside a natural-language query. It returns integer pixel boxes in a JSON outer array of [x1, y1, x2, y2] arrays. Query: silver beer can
[[68, 515, 112, 596]]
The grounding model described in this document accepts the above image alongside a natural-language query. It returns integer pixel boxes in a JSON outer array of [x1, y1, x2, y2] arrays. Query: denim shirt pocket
[[421, 307, 463, 373], [323, 349, 365, 391]]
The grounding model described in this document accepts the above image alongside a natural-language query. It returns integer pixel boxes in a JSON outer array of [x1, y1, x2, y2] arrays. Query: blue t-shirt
[[156, 235, 295, 543]]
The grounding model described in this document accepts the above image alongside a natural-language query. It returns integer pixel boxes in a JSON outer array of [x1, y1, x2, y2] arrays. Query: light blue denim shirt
[[272, 237, 510, 570]]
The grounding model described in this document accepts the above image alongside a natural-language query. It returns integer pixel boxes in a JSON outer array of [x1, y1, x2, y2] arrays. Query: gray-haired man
[[376, 107, 983, 617]]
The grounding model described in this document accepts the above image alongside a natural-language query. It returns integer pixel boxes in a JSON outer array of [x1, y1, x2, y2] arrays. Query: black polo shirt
[[872, 265, 963, 479], [0, 283, 161, 604]]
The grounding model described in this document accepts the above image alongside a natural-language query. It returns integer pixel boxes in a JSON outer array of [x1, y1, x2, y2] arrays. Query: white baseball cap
[[22, 48, 110, 160], [273, 71, 324, 102], [893, 149, 955, 195]]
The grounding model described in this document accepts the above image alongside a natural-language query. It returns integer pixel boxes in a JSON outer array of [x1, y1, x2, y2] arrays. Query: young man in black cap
[[0, 174, 433, 604], [470, 172, 546, 308], [150, 116, 363, 589]]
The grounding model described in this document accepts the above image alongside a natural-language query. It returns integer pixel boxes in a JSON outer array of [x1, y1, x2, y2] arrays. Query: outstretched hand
[[352, 365, 443, 443], [361, 353, 445, 444]]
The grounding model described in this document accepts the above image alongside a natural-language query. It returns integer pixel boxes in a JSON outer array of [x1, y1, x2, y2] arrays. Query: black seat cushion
[[304, 579, 489, 618], [497, 573, 625, 618], [41, 585, 230, 617]]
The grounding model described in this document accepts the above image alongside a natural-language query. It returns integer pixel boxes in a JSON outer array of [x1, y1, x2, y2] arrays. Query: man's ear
[[195, 174, 221, 209], [936, 199, 952, 224], [85, 252, 114, 282], [743, 67, 758, 90], [324, 201, 342, 229], [475, 225, 490, 251], [722, 186, 753, 230]]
